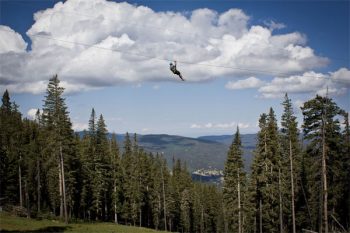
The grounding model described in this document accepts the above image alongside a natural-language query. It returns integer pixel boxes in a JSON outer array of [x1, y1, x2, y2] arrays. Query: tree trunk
[[321, 116, 328, 233], [201, 205, 204, 233], [259, 199, 262, 233], [279, 168, 283, 233], [161, 166, 167, 231], [254, 212, 257, 233], [59, 158, 63, 219], [19, 156, 23, 207], [60, 144, 68, 224], [25, 180, 30, 218], [104, 192, 108, 221], [114, 181, 118, 224], [238, 172, 242, 233], [139, 208, 142, 227], [37, 158, 41, 213], [169, 217, 172, 232], [289, 139, 296, 233]]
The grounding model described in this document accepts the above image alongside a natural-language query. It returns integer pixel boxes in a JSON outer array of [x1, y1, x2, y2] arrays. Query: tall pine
[[280, 93, 300, 233], [223, 127, 246, 233], [302, 95, 345, 232], [42, 75, 75, 223]]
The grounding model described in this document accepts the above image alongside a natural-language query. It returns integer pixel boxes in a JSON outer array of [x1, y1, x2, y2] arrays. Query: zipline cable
[[0, 27, 346, 82]]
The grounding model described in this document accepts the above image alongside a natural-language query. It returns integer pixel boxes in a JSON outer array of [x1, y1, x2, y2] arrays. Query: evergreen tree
[[121, 132, 134, 224], [341, 111, 350, 229], [96, 114, 111, 221], [280, 93, 301, 233], [223, 127, 245, 233], [180, 188, 192, 233], [110, 133, 122, 224], [251, 109, 281, 233], [149, 154, 169, 231], [301, 95, 345, 232], [0, 90, 23, 206], [78, 129, 98, 220], [42, 75, 75, 223]]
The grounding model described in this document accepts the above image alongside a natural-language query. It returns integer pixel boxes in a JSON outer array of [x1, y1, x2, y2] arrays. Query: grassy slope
[[0, 212, 166, 233]]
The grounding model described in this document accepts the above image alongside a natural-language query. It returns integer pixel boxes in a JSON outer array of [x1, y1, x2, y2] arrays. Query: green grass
[[0, 212, 166, 233]]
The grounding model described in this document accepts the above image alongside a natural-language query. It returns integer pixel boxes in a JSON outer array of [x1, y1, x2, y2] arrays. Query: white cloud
[[293, 99, 304, 114], [190, 124, 202, 129], [316, 86, 348, 97], [259, 71, 326, 98], [331, 68, 350, 86], [258, 68, 350, 98], [238, 123, 250, 129], [0, 0, 329, 94], [72, 122, 88, 131], [0, 25, 27, 53], [216, 122, 235, 128], [27, 108, 40, 120], [225, 76, 265, 90], [0, 81, 48, 95], [263, 20, 286, 31], [190, 121, 250, 129]]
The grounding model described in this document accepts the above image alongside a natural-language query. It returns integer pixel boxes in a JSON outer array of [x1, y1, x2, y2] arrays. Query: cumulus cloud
[[225, 76, 265, 90], [331, 68, 350, 86], [190, 124, 202, 129], [263, 20, 286, 31], [72, 122, 88, 131], [0, 25, 27, 53], [257, 68, 350, 98], [190, 121, 250, 129], [293, 99, 304, 114], [0, 0, 329, 94], [27, 108, 40, 120]]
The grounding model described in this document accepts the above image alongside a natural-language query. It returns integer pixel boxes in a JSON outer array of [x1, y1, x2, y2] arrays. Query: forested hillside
[[80, 133, 256, 171], [1, 75, 349, 233], [79, 133, 231, 171]]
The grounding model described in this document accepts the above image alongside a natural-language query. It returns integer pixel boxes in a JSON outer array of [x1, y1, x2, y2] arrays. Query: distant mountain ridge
[[77, 132, 257, 171]]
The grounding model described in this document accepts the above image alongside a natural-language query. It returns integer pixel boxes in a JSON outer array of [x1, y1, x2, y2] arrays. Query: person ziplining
[[170, 61, 185, 81]]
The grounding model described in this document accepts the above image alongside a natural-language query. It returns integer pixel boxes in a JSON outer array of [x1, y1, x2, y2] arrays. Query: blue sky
[[0, 0, 349, 137]]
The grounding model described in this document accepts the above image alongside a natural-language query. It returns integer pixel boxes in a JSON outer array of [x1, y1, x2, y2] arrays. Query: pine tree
[[281, 93, 300, 233], [81, 108, 98, 220], [223, 127, 245, 233], [341, 112, 350, 229], [0, 90, 23, 206], [110, 133, 122, 224], [180, 188, 192, 233], [77, 130, 93, 220], [42, 75, 75, 223], [121, 132, 133, 224], [96, 114, 111, 221], [150, 154, 169, 231], [251, 109, 281, 233], [301, 95, 345, 232]]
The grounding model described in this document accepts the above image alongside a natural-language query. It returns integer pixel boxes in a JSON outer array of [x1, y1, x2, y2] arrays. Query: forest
[[0, 75, 349, 233]]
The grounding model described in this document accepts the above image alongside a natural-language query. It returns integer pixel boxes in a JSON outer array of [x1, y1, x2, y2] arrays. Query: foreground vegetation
[[0, 75, 349, 232], [0, 212, 165, 232]]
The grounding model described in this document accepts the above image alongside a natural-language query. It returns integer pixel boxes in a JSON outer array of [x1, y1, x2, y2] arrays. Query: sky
[[0, 0, 349, 137]]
